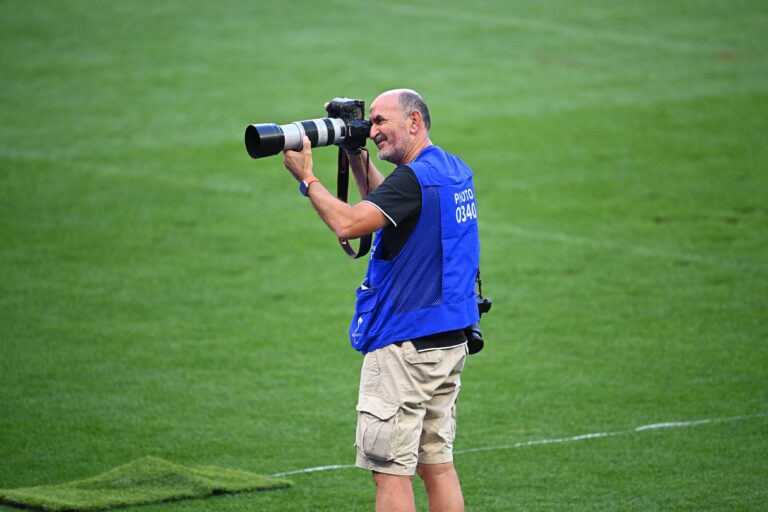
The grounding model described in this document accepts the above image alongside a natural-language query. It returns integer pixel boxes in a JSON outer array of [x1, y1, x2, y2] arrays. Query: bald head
[[369, 88, 433, 165], [373, 89, 431, 132]]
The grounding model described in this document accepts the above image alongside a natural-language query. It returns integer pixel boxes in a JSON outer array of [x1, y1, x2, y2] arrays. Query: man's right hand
[[283, 136, 314, 182]]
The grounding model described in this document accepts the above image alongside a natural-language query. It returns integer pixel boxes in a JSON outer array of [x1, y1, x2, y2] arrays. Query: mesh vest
[[349, 145, 480, 354]]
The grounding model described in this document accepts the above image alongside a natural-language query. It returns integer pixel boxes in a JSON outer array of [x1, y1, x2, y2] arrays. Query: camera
[[465, 295, 492, 355], [245, 98, 372, 159]]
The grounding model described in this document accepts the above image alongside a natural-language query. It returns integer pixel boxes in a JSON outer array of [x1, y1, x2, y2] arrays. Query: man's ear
[[409, 110, 422, 134]]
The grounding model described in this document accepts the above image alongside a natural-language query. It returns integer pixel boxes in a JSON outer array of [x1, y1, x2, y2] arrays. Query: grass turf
[[1, 0, 767, 510], [0, 457, 291, 511]]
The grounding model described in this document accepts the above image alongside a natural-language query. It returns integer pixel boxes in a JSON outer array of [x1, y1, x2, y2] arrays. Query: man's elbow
[[328, 203, 385, 239], [332, 214, 374, 240], [332, 222, 362, 240]]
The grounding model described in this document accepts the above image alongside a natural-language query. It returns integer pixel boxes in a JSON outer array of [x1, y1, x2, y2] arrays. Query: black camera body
[[325, 97, 365, 121], [325, 98, 372, 154], [245, 97, 371, 159], [465, 295, 492, 355]]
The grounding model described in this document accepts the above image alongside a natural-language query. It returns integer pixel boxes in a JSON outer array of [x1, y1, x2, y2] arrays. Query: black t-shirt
[[363, 165, 421, 260], [363, 165, 467, 351]]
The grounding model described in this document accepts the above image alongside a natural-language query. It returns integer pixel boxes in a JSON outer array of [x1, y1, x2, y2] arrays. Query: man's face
[[368, 93, 410, 165]]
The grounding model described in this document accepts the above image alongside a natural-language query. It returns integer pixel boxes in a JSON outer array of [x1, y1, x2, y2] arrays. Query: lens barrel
[[245, 118, 348, 159]]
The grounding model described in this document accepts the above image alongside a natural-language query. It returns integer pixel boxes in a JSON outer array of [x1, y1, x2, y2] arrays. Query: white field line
[[455, 431, 620, 455], [457, 413, 768, 456], [272, 464, 357, 477], [268, 413, 768, 477]]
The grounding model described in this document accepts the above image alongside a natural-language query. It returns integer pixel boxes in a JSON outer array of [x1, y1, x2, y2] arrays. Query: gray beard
[[377, 145, 405, 166]]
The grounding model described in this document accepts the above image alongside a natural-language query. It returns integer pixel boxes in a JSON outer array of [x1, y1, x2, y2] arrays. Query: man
[[282, 89, 480, 512]]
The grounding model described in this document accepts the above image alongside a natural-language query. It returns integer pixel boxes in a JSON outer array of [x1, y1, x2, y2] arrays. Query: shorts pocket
[[356, 393, 400, 461], [403, 342, 445, 365]]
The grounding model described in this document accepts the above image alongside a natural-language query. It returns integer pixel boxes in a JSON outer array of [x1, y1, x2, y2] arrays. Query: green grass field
[[1, 1, 767, 510]]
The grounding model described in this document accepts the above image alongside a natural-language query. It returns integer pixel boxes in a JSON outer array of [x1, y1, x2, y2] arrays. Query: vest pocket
[[354, 285, 378, 313], [350, 286, 379, 348], [356, 393, 400, 461]]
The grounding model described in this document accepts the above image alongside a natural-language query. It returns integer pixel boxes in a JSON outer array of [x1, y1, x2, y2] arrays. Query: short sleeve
[[363, 166, 421, 227]]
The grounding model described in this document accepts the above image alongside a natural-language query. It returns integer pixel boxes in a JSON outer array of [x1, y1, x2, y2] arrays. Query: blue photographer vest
[[349, 145, 480, 354]]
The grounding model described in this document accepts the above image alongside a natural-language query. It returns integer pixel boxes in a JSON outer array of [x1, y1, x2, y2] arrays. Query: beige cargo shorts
[[355, 341, 468, 476]]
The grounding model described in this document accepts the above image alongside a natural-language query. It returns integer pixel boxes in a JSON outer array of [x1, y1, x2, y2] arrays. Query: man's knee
[[416, 461, 455, 481], [373, 470, 412, 487]]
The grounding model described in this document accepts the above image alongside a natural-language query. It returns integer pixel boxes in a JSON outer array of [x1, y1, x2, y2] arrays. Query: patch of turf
[[0, 457, 291, 511]]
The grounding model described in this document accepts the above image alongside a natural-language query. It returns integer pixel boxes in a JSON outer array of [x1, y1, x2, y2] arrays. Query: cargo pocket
[[356, 394, 400, 461]]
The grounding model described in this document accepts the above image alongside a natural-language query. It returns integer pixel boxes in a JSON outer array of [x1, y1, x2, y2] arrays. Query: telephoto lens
[[245, 98, 371, 159], [245, 118, 348, 159]]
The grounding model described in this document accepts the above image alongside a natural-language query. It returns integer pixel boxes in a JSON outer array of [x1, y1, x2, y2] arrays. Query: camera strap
[[336, 147, 372, 259], [476, 269, 484, 298]]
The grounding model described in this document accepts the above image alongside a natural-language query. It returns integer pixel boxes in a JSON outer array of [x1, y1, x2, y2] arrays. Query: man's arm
[[283, 137, 388, 239], [347, 149, 385, 197]]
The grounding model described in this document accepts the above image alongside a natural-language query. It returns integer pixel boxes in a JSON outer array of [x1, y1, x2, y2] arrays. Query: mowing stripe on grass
[[381, 2, 719, 54], [487, 223, 767, 273], [269, 412, 768, 477]]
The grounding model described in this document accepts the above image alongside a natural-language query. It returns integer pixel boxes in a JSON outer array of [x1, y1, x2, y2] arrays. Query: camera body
[[465, 295, 492, 354], [325, 97, 365, 121], [325, 98, 372, 154], [245, 97, 372, 159]]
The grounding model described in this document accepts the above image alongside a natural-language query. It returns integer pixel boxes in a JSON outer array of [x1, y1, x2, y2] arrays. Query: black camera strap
[[476, 269, 484, 298], [336, 147, 372, 259]]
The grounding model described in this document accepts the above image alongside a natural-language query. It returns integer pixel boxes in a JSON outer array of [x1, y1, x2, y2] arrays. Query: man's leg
[[417, 462, 464, 512], [415, 345, 467, 511], [372, 472, 415, 512]]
